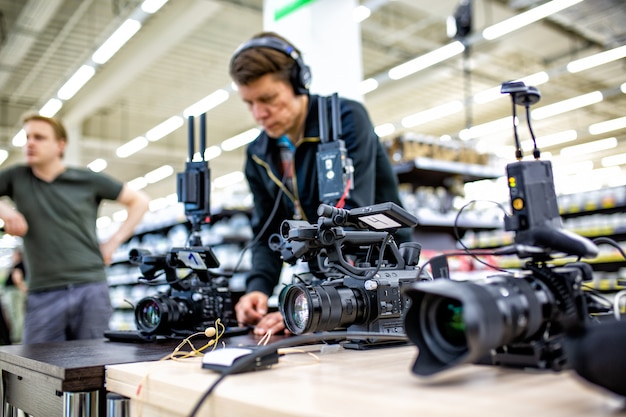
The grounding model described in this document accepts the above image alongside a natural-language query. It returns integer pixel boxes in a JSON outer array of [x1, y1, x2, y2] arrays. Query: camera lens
[[433, 297, 466, 348], [291, 290, 311, 331], [279, 283, 365, 334], [134, 295, 191, 335]]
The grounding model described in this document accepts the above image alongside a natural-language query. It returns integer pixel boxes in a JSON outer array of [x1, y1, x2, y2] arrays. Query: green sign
[[274, 0, 316, 21]]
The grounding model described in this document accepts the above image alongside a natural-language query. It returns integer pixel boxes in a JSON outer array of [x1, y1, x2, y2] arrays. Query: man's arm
[[0, 200, 28, 236], [100, 185, 149, 264]]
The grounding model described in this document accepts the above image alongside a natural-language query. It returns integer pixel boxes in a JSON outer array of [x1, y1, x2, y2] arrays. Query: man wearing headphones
[[229, 31, 408, 336]]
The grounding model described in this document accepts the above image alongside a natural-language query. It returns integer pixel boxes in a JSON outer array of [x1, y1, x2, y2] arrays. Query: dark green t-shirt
[[0, 165, 123, 291]]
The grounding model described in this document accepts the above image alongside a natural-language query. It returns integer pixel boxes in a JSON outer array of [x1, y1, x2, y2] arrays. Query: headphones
[[231, 36, 312, 95]]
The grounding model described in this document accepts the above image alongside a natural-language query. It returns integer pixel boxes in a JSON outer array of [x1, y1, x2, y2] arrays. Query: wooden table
[[106, 343, 626, 417], [0, 338, 183, 416]]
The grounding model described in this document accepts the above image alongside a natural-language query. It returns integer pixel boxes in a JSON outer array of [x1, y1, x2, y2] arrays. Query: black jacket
[[244, 94, 407, 296]]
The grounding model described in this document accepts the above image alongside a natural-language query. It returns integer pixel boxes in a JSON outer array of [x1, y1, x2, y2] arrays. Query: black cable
[[452, 199, 511, 273], [592, 236, 626, 261], [187, 331, 409, 417]]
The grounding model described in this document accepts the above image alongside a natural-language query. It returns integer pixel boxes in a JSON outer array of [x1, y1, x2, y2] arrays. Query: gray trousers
[[23, 282, 113, 344]]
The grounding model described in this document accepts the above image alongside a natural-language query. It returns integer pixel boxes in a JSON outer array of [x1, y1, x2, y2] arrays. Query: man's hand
[[235, 291, 291, 336], [253, 311, 290, 336], [235, 291, 269, 326], [1, 209, 28, 236]]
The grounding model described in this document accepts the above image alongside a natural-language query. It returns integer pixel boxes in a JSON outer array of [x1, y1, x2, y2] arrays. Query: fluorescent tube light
[[560, 137, 617, 157], [39, 98, 63, 117], [149, 197, 169, 212], [602, 153, 626, 167], [459, 116, 512, 140], [87, 158, 108, 172], [141, 0, 168, 13], [531, 91, 603, 120], [589, 116, 626, 135], [374, 123, 395, 138], [221, 128, 260, 151], [146, 116, 184, 141], [183, 89, 229, 118], [116, 136, 148, 158], [482, 0, 583, 40], [359, 78, 379, 95], [201, 145, 222, 161], [567, 44, 626, 73], [92, 19, 142, 65], [0, 150, 8, 166], [144, 165, 174, 183], [401, 101, 463, 128], [213, 171, 244, 188], [12, 130, 26, 147], [522, 129, 577, 150], [388, 41, 465, 80], [353, 5, 371, 22], [57, 65, 96, 100], [127, 177, 148, 190]]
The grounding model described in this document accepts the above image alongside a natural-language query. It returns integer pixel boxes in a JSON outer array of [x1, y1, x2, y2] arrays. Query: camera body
[[129, 247, 238, 337], [273, 203, 425, 344]]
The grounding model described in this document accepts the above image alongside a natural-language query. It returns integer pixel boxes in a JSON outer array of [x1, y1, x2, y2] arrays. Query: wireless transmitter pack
[[500, 81, 597, 259], [316, 93, 354, 205]]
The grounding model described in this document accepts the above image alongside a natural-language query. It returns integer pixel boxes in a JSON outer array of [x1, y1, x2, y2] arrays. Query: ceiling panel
[[0, 0, 624, 220]]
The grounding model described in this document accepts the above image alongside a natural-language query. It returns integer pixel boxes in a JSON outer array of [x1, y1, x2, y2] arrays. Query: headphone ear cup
[[291, 62, 311, 95]]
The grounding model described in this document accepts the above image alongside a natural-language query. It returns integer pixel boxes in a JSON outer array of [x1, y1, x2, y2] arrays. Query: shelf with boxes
[[385, 133, 506, 250], [105, 205, 253, 331]]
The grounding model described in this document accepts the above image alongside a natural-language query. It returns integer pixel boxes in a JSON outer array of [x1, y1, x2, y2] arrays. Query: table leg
[[63, 391, 99, 417], [106, 393, 129, 417]]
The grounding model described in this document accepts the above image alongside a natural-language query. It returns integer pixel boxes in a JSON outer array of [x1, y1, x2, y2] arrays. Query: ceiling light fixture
[[12, 130, 26, 147], [221, 128, 260, 151], [359, 78, 379, 95], [459, 116, 513, 141], [92, 19, 142, 65], [589, 116, 626, 135], [39, 98, 63, 117], [87, 158, 108, 172], [146, 116, 184, 141], [482, 0, 583, 40], [560, 137, 617, 157], [353, 5, 371, 22], [523, 129, 577, 150], [144, 165, 174, 183], [127, 177, 148, 190], [567, 44, 626, 73], [0, 150, 8, 167], [531, 91, 603, 120], [116, 136, 148, 158], [401, 101, 464, 128], [601, 153, 626, 167], [57, 65, 96, 100], [374, 123, 396, 138], [183, 89, 230, 118], [388, 41, 465, 80], [141, 0, 168, 14], [213, 171, 245, 189]]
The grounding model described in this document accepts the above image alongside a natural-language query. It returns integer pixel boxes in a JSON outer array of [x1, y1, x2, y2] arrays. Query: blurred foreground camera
[[274, 202, 427, 347], [403, 262, 593, 376], [129, 247, 237, 337], [400, 81, 611, 376]]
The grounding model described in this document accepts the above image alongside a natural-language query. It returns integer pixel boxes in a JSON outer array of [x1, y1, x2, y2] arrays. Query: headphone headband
[[232, 36, 311, 95]]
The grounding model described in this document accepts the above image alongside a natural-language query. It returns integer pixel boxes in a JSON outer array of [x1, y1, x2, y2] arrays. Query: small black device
[[272, 202, 425, 348], [316, 93, 354, 205]]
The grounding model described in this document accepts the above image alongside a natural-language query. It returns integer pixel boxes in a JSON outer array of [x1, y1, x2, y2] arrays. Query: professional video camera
[[402, 81, 612, 376], [273, 201, 426, 346], [126, 114, 238, 338]]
